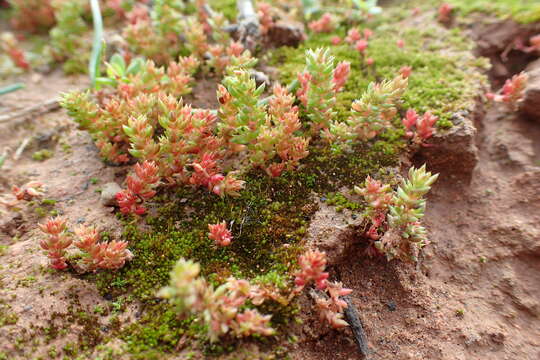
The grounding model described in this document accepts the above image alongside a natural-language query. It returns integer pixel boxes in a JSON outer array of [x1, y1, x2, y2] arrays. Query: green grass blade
[[0, 83, 25, 96], [89, 0, 104, 88]]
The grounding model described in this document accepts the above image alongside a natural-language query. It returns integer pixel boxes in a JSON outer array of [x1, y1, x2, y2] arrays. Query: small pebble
[[100, 182, 122, 206], [387, 301, 397, 311]]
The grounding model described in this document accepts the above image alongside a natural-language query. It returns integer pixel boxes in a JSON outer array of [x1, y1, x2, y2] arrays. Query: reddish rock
[[521, 58, 540, 121]]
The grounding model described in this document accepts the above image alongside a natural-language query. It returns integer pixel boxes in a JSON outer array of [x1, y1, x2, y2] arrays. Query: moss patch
[[208, 0, 237, 21], [271, 23, 487, 129], [92, 133, 402, 356], [449, 0, 540, 23], [87, 4, 492, 357]]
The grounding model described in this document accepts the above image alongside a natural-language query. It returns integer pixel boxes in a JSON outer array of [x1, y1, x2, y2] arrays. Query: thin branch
[[236, 0, 260, 51], [0, 99, 60, 124], [343, 295, 370, 359]]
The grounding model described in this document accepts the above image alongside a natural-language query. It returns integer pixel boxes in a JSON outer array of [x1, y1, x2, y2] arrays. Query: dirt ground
[[1, 22, 540, 360]]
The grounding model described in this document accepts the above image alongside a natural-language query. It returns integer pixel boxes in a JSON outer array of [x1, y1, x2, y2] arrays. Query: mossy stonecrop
[[356, 165, 438, 262], [9, 0, 56, 33], [0, 32, 30, 70], [62, 55, 199, 165], [158, 258, 274, 342], [123, 0, 237, 68], [325, 74, 409, 148], [49, 0, 90, 74], [296, 48, 351, 134], [38, 217, 133, 271], [294, 250, 353, 329], [63, 51, 313, 214]]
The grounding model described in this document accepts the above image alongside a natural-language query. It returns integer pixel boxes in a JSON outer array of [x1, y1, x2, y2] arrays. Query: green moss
[[449, 0, 540, 23], [269, 19, 486, 128], [91, 132, 402, 356], [32, 149, 54, 161], [0, 304, 18, 327], [41, 199, 57, 206], [325, 192, 361, 212], [208, 0, 237, 21]]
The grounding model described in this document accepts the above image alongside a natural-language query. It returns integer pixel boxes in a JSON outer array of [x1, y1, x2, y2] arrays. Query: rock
[[266, 21, 306, 47], [520, 59, 540, 121], [250, 70, 270, 87], [306, 199, 362, 264], [415, 110, 479, 184], [100, 182, 122, 207], [387, 301, 397, 311]]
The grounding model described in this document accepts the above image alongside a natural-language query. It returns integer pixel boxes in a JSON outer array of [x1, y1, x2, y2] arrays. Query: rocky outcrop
[[521, 58, 540, 121], [415, 109, 480, 184]]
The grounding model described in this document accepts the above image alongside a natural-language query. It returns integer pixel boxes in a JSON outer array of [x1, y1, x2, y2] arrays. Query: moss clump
[[448, 0, 540, 23], [208, 0, 237, 21], [325, 192, 361, 212], [0, 306, 19, 327], [32, 149, 54, 161], [269, 15, 487, 129], [93, 129, 402, 356]]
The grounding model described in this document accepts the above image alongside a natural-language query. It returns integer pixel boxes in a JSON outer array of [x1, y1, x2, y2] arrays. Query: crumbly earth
[[1, 4, 540, 360]]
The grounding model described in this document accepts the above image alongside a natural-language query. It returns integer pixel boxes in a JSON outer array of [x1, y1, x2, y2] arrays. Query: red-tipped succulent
[[1, 33, 30, 70], [12, 181, 44, 201], [332, 62, 351, 92], [401, 109, 438, 144], [308, 13, 334, 33], [314, 281, 353, 329], [437, 3, 454, 25], [38, 217, 72, 270], [399, 65, 413, 79], [294, 249, 329, 291], [116, 160, 160, 215], [486, 72, 528, 111], [208, 221, 233, 246]]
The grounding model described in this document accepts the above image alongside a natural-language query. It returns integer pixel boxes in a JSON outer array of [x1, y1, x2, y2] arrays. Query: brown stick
[[343, 295, 370, 359], [0, 99, 60, 124]]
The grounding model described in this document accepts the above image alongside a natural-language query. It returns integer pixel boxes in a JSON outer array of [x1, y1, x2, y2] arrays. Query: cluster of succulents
[[325, 74, 408, 147], [39, 217, 133, 271], [297, 48, 351, 134], [48, 0, 90, 74], [257, 2, 275, 35], [158, 258, 274, 341], [219, 70, 310, 177], [294, 250, 353, 328], [356, 165, 439, 262], [62, 49, 315, 214], [486, 72, 528, 111], [308, 13, 335, 33], [62, 54, 199, 164], [402, 109, 439, 145], [1, 32, 30, 70], [8, 0, 56, 33], [122, 0, 184, 65]]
